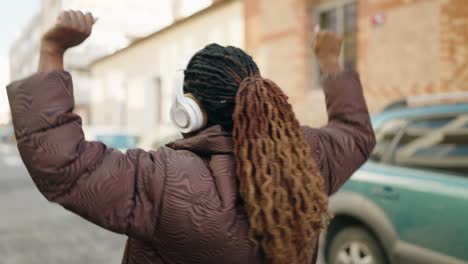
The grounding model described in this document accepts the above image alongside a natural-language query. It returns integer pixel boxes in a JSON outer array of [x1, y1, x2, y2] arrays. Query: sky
[[0, 0, 213, 125], [0, 0, 41, 124]]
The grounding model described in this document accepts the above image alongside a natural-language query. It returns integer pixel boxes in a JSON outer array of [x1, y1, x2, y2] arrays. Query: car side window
[[393, 114, 468, 176], [370, 119, 407, 162]]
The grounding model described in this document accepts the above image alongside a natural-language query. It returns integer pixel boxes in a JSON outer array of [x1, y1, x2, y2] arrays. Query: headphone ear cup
[[184, 96, 207, 132], [171, 103, 190, 130], [170, 96, 206, 133]]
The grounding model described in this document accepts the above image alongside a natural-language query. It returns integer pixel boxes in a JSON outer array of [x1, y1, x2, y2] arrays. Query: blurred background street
[[1, 0, 467, 263], [0, 140, 326, 263], [0, 142, 126, 263]]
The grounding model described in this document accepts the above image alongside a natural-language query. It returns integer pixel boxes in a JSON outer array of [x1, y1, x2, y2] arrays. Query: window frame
[[381, 112, 468, 176], [370, 118, 407, 164], [153, 76, 163, 125], [312, 0, 357, 89]]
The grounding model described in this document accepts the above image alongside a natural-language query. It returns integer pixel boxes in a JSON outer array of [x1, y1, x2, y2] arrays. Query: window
[[153, 77, 163, 124], [393, 114, 468, 175], [370, 119, 407, 162], [314, 0, 357, 87], [319, 9, 338, 31], [343, 3, 357, 70]]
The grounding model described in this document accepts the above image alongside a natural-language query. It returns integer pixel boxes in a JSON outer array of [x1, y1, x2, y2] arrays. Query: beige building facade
[[90, 0, 468, 133], [245, 0, 468, 126], [9, 0, 185, 125], [89, 0, 245, 137]]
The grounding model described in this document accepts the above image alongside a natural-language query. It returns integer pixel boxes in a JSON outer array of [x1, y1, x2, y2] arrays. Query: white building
[[89, 0, 243, 142], [9, 0, 193, 124], [0, 58, 10, 125]]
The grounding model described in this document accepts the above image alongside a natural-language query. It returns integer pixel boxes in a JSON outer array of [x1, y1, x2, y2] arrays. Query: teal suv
[[323, 93, 468, 264]]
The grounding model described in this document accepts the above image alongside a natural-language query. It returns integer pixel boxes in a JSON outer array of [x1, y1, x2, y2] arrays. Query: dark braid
[[184, 43, 260, 131], [184, 43, 330, 264]]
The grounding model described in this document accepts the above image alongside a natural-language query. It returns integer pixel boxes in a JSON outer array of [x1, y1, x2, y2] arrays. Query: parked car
[[323, 92, 468, 264], [83, 127, 139, 152]]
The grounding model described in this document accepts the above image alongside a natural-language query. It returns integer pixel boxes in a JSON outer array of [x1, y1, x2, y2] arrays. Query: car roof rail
[[382, 99, 408, 111], [382, 91, 468, 111]]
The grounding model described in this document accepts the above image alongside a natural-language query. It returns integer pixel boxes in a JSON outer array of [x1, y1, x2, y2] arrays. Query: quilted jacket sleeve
[[302, 71, 376, 195], [6, 71, 166, 242]]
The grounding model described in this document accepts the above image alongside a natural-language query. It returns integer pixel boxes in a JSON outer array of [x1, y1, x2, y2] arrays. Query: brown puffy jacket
[[6, 70, 375, 264]]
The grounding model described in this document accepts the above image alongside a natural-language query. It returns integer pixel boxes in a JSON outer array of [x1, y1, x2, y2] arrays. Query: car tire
[[327, 226, 388, 264]]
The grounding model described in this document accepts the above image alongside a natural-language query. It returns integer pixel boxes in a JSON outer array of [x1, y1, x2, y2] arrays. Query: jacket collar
[[167, 125, 233, 155]]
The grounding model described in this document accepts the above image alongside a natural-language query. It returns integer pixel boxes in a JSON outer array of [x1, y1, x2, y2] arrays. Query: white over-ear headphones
[[170, 51, 207, 133]]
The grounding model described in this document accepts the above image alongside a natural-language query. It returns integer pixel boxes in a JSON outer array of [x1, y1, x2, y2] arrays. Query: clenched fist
[[41, 10, 95, 54], [313, 26, 342, 75]]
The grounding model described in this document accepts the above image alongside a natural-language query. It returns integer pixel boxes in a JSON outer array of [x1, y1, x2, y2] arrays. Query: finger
[[328, 31, 340, 40], [313, 32, 320, 50], [335, 35, 343, 47], [76, 11, 88, 32], [68, 10, 80, 29], [315, 32, 325, 48], [328, 32, 342, 46], [311, 24, 320, 47], [324, 31, 334, 39], [324, 31, 336, 44], [75, 10, 85, 30], [85, 12, 95, 27], [56, 13, 63, 24], [58, 11, 72, 27], [312, 24, 320, 41], [314, 24, 320, 35]]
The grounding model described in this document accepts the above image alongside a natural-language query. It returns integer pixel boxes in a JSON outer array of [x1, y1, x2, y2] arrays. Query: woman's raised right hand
[[313, 25, 343, 75], [41, 10, 96, 54]]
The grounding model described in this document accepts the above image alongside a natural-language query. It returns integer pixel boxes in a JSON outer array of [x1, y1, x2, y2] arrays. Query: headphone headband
[[171, 49, 206, 133], [173, 50, 200, 105]]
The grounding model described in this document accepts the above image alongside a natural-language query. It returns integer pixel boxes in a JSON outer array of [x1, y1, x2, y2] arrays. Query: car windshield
[[96, 134, 137, 150]]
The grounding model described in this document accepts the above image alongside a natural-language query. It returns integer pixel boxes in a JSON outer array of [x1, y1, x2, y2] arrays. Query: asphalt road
[[0, 142, 326, 264], [0, 143, 126, 264]]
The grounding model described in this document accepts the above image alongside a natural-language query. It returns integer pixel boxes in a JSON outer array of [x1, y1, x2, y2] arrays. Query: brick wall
[[361, 0, 441, 112], [440, 0, 468, 93], [360, 0, 468, 113], [244, 0, 323, 125], [245, 0, 468, 125]]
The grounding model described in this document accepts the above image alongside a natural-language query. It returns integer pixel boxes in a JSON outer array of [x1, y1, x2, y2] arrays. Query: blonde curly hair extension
[[185, 44, 330, 263], [233, 77, 330, 264]]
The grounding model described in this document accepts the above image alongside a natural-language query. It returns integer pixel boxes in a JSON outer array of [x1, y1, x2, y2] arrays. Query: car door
[[382, 113, 468, 262]]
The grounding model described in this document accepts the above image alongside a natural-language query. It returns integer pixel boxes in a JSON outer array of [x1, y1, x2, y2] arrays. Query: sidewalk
[[0, 143, 126, 264]]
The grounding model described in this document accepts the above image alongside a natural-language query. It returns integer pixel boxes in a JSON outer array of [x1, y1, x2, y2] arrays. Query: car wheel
[[327, 226, 387, 264]]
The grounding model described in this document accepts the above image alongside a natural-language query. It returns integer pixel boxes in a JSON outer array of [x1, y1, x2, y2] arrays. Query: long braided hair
[[184, 44, 330, 263]]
